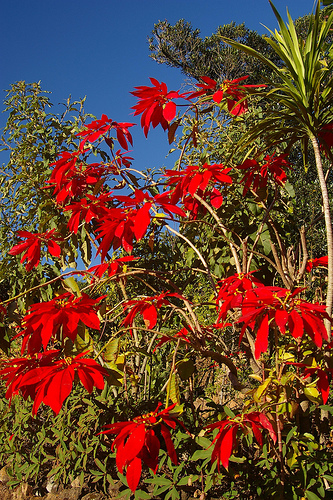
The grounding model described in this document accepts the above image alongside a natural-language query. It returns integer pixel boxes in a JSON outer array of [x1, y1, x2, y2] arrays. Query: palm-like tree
[[225, 1, 333, 334]]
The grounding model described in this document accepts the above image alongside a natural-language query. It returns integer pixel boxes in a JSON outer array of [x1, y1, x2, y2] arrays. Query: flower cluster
[[100, 403, 180, 491], [9, 229, 62, 271], [205, 411, 276, 470], [236, 153, 290, 195], [216, 272, 331, 358]]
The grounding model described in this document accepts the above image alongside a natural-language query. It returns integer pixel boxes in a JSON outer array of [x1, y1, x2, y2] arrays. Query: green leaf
[[305, 491, 322, 500], [195, 436, 212, 448], [286, 426, 298, 445], [224, 406, 236, 418], [191, 448, 212, 461], [166, 372, 180, 405], [176, 358, 195, 380], [173, 463, 184, 482], [148, 476, 172, 486], [284, 180, 295, 198], [319, 405, 333, 415], [135, 490, 151, 500], [304, 386, 321, 403], [104, 338, 120, 364], [95, 458, 106, 473]]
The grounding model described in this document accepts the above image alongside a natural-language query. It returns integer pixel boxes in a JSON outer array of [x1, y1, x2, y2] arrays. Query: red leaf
[[43, 368, 74, 414], [160, 423, 178, 465], [163, 101, 177, 122], [275, 309, 288, 335], [219, 425, 237, 470], [134, 204, 151, 241], [254, 314, 269, 359], [47, 240, 61, 257], [126, 456, 142, 492], [122, 423, 146, 465], [142, 304, 158, 329], [288, 309, 304, 339], [144, 429, 161, 472]]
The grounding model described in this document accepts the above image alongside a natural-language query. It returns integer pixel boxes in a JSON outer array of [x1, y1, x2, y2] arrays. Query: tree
[[148, 19, 281, 84], [148, 7, 332, 84], [0, 82, 92, 311]]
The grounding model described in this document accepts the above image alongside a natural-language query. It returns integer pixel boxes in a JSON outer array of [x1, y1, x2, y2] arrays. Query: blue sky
[[0, 0, 316, 172]]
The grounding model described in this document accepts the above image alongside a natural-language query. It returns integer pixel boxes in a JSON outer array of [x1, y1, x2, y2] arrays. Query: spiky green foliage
[[222, 1, 333, 155]]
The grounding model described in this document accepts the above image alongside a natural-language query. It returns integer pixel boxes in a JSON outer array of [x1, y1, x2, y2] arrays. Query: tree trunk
[[310, 134, 333, 340]]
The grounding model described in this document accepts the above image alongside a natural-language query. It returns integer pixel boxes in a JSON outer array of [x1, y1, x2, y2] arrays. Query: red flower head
[[122, 291, 185, 330], [305, 256, 328, 272], [238, 287, 331, 358], [0, 350, 59, 404], [18, 292, 104, 354], [89, 256, 139, 279], [164, 163, 232, 218], [188, 76, 265, 116], [236, 153, 290, 195], [153, 325, 191, 352], [205, 411, 276, 471], [95, 204, 151, 257], [100, 403, 181, 491], [216, 271, 264, 323], [48, 150, 80, 188], [9, 229, 62, 271], [0, 351, 108, 415], [131, 78, 187, 137], [77, 114, 134, 151], [64, 192, 113, 234], [51, 163, 107, 204]]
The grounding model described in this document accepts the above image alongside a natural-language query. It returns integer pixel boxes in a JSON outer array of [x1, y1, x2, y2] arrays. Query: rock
[[0, 482, 12, 500], [12, 482, 33, 500], [44, 487, 82, 500], [46, 477, 61, 494], [0, 466, 10, 483], [107, 479, 125, 498], [81, 494, 107, 500], [70, 478, 81, 489]]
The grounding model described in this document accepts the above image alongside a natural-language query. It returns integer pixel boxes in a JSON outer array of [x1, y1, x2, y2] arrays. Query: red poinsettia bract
[[0, 350, 108, 415], [95, 205, 150, 257], [205, 411, 276, 470], [216, 271, 264, 323], [89, 256, 139, 279], [153, 325, 191, 352], [164, 163, 232, 218], [19, 292, 104, 354], [238, 287, 331, 358], [305, 256, 328, 272], [115, 188, 186, 219], [236, 153, 290, 195], [188, 76, 265, 116], [9, 229, 62, 271], [50, 162, 107, 204], [100, 403, 180, 491], [94, 186, 185, 256], [122, 291, 185, 330], [76, 114, 134, 151], [131, 78, 187, 137], [63, 192, 113, 233]]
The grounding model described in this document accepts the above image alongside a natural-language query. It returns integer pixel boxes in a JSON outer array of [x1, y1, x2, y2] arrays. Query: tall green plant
[[223, 1, 333, 331]]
